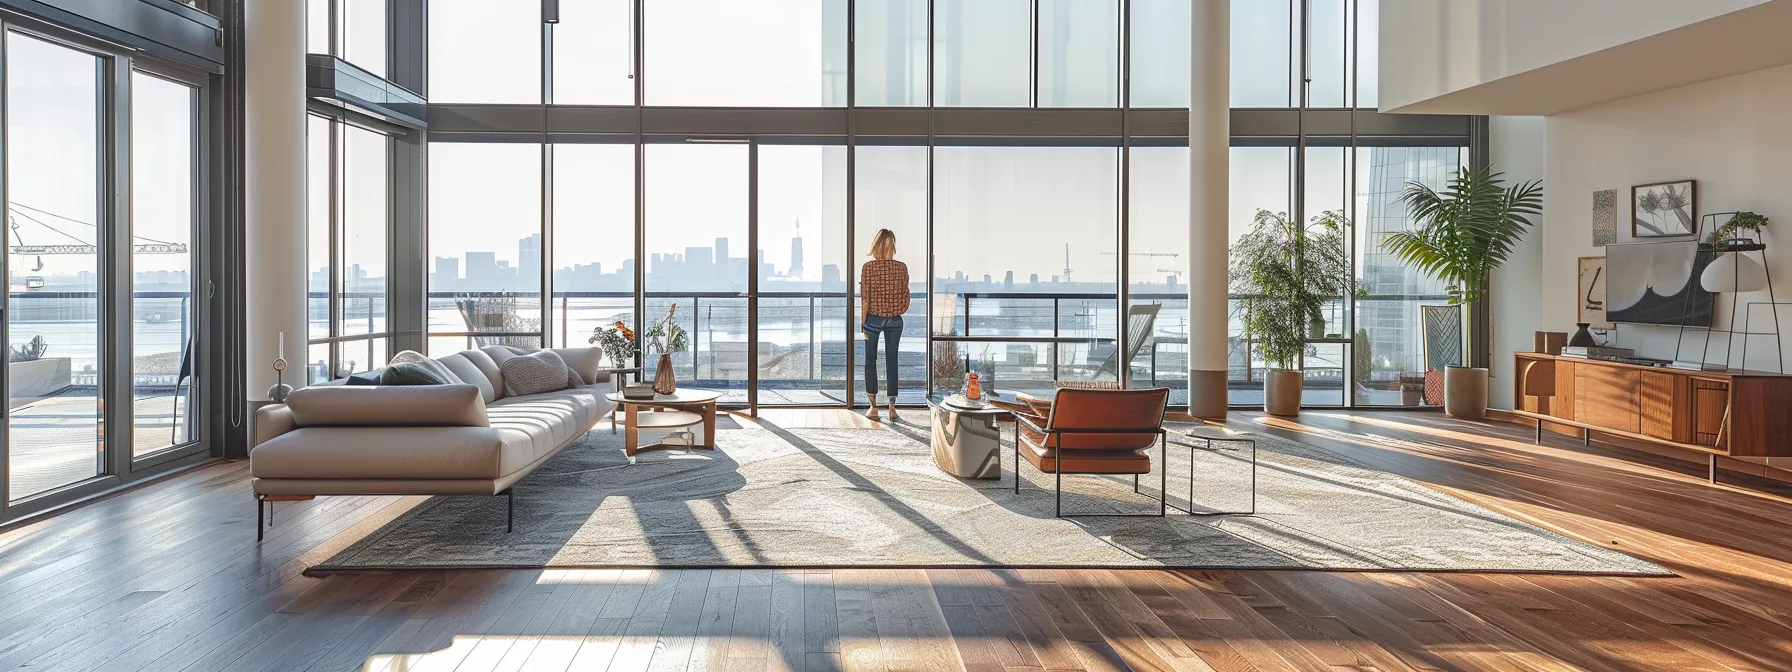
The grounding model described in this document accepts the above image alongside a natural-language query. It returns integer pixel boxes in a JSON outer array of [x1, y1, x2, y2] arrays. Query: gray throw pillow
[[389, 350, 462, 384], [380, 361, 453, 386], [500, 349, 574, 396]]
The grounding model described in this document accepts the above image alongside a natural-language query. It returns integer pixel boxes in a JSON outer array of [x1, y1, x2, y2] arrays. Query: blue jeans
[[862, 314, 903, 399]]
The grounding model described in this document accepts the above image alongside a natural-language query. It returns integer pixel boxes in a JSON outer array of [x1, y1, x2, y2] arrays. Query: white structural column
[[244, 0, 310, 405], [1188, 0, 1230, 418]]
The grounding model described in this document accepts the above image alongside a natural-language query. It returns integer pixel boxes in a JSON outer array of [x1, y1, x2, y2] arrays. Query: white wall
[[1487, 116, 1545, 410], [1533, 63, 1792, 376], [1381, 0, 1768, 111]]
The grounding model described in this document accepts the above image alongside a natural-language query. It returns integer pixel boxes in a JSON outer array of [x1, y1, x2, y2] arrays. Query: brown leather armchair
[[1008, 387, 1171, 517]]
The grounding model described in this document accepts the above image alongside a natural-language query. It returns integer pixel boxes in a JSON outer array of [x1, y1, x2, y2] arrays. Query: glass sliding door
[[1353, 145, 1464, 407], [551, 143, 635, 349], [337, 126, 389, 375], [1227, 146, 1294, 406], [1127, 145, 1190, 404], [5, 32, 106, 501], [932, 145, 1119, 399], [853, 145, 928, 405], [645, 143, 748, 402], [755, 143, 847, 405], [129, 71, 199, 457], [426, 142, 544, 355]]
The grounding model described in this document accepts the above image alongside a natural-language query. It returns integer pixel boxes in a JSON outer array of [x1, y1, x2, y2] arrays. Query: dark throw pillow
[[388, 350, 462, 384], [381, 361, 453, 386], [345, 369, 385, 386]]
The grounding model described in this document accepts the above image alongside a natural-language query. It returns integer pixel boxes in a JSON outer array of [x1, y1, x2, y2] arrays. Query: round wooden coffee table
[[603, 389, 724, 456]]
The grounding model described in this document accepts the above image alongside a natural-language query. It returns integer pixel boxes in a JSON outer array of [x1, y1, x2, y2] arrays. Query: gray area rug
[[313, 417, 1668, 575]]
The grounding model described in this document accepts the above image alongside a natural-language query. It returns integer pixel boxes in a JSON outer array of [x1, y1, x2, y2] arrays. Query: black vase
[[1568, 323, 1596, 348]]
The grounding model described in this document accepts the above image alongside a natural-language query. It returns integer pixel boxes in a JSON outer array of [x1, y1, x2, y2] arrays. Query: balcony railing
[[6, 290, 192, 389], [421, 289, 1453, 404]]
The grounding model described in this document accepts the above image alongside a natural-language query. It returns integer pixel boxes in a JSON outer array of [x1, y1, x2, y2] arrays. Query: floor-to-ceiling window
[[422, 0, 1469, 410], [129, 70, 200, 457], [550, 142, 635, 349], [6, 31, 105, 500], [304, 116, 393, 381], [756, 143, 848, 405], [0, 19, 213, 517], [426, 142, 543, 356]]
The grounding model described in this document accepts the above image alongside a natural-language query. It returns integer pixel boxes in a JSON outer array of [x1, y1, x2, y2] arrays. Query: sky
[[8, 33, 196, 281]]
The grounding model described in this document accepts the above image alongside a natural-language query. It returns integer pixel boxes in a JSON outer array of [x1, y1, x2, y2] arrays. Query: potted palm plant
[[1383, 166, 1542, 419], [1230, 209, 1353, 416]]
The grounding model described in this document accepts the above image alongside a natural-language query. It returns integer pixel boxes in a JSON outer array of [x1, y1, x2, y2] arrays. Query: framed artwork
[[1591, 189, 1617, 246], [1577, 256, 1612, 329], [1632, 180, 1696, 237]]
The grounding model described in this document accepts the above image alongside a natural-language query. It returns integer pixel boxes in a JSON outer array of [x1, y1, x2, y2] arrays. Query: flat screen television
[[1604, 240, 1715, 327]]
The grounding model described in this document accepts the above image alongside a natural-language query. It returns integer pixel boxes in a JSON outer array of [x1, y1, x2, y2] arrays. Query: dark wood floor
[[4, 410, 1792, 671]]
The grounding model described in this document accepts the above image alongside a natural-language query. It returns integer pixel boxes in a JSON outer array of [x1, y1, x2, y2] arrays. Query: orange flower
[[614, 321, 636, 340]]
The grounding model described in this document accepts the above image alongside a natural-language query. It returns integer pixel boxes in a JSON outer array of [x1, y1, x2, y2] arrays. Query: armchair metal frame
[[1011, 413, 1168, 518]]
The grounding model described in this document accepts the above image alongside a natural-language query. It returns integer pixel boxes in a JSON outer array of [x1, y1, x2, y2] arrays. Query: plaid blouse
[[860, 259, 911, 317]]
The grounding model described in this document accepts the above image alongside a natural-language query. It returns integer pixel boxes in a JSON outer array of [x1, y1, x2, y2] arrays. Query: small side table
[[927, 394, 1009, 479], [602, 367, 645, 432]]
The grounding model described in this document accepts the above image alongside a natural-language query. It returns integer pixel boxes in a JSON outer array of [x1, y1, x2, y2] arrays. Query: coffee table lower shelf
[[625, 410, 707, 455]]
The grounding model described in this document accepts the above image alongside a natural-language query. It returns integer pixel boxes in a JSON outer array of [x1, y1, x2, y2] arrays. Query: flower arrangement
[[642, 304, 690, 355], [588, 320, 638, 367]]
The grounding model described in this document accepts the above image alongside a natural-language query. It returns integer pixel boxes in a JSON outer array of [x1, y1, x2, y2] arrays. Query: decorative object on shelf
[[965, 371, 982, 400], [1383, 166, 1542, 419], [1632, 180, 1697, 237], [588, 320, 638, 368], [1568, 323, 1597, 348], [1229, 209, 1353, 417], [1591, 189, 1618, 246], [268, 332, 293, 404], [1577, 256, 1612, 329], [1533, 331, 1567, 356], [642, 304, 688, 395]]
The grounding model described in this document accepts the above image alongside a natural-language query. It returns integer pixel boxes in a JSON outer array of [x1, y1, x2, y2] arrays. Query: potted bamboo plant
[[1382, 166, 1542, 419], [1230, 209, 1353, 416]]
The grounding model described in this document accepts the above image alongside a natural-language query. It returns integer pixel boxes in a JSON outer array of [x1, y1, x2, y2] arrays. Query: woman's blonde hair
[[868, 229, 897, 260]]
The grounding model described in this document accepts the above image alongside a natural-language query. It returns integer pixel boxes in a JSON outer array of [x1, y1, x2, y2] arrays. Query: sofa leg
[[501, 489, 514, 533], [255, 494, 268, 541]]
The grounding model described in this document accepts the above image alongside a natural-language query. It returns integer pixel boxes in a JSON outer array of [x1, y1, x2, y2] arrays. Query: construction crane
[[8, 208, 187, 291]]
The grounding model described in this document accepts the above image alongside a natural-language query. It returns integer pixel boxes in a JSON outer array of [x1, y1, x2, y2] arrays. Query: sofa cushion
[[486, 384, 607, 465], [252, 426, 512, 480], [389, 350, 462, 384], [286, 384, 489, 428], [550, 347, 604, 384], [501, 350, 573, 397], [482, 345, 523, 367], [437, 349, 502, 403]]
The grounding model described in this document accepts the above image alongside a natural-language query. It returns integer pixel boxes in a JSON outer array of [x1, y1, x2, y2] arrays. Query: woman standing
[[860, 229, 909, 420]]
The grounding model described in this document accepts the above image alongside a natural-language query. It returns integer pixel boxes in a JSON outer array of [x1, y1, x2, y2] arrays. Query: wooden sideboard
[[1514, 353, 1792, 477]]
